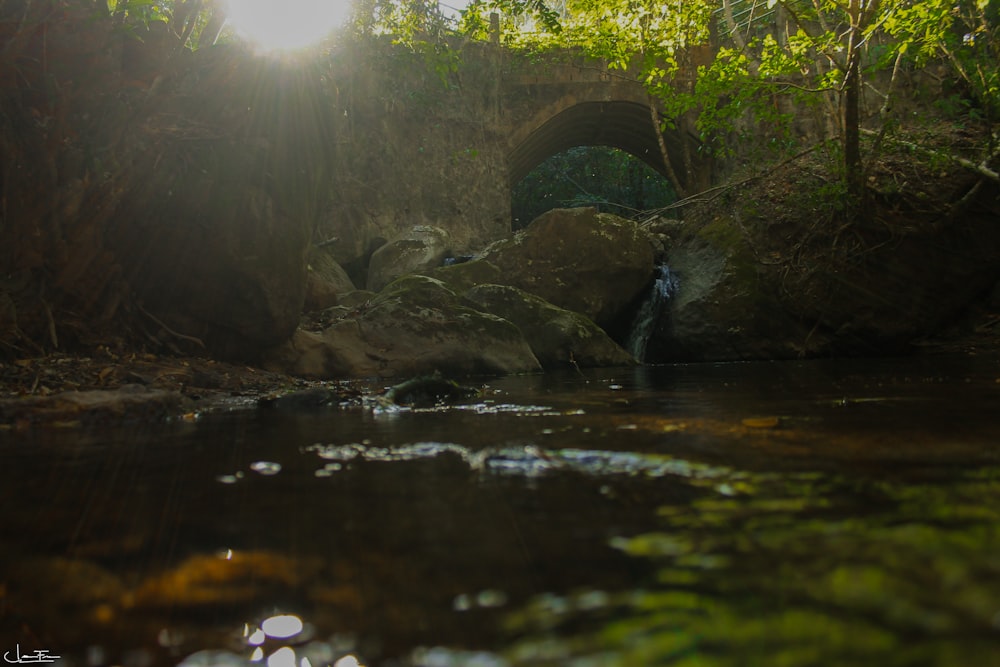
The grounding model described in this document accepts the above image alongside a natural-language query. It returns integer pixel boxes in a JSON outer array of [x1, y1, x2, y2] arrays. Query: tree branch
[[860, 129, 1000, 184], [642, 140, 831, 217]]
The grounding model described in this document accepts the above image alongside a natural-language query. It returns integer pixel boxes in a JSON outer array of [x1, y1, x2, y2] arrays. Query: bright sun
[[224, 0, 352, 52]]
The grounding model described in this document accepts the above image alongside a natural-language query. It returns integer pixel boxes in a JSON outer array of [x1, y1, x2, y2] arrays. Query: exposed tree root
[[136, 303, 207, 351]]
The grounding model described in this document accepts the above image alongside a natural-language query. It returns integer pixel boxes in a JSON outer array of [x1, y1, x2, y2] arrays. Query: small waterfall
[[626, 264, 679, 362]]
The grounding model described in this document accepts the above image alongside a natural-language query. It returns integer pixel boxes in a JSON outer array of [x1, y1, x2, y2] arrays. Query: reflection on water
[[506, 466, 1000, 666], [1, 355, 999, 666]]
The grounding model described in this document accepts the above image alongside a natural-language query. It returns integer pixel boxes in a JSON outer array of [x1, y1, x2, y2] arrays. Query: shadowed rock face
[[0, 25, 331, 361], [646, 229, 805, 362], [644, 164, 1000, 362], [116, 175, 311, 359], [305, 245, 356, 312], [481, 208, 656, 330], [265, 276, 541, 379]]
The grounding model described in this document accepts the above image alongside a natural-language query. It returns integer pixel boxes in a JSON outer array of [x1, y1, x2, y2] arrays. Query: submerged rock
[[258, 386, 344, 410], [126, 551, 322, 609], [7, 556, 127, 612], [383, 374, 480, 407]]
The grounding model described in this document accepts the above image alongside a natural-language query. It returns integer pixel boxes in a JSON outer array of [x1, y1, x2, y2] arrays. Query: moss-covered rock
[[425, 259, 503, 294], [465, 284, 635, 369], [481, 208, 655, 330], [265, 275, 540, 378], [650, 216, 809, 362]]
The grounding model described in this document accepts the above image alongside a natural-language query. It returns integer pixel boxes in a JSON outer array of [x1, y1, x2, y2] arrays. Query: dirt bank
[[0, 350, 364, 430]]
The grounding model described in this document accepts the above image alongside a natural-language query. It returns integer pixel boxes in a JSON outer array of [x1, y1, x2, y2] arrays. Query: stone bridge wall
[[318, 40, 709, 284]]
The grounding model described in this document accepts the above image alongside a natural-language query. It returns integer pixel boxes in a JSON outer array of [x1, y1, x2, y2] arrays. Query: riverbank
[[3, 117, 998, 428], [2, 313, 998, 430], [0, 350, 364, 430]]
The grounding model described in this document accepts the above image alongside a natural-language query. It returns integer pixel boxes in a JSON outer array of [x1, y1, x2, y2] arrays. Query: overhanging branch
[[860, 129, 1000, 184]]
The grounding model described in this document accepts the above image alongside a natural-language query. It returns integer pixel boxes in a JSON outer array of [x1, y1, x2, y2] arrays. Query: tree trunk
[[649, 96, 688, 199], [843, 0, 864, 204]]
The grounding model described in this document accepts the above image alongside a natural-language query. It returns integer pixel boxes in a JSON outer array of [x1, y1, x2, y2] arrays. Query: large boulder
[[265, 275, 540, 379], [464, 284, 635, 369], [480, 208, 655, 329], [644, 220, 806, 362], [366, 226, 453, 292], [104, 48, 330, 360], [114, 175, 311, 359]]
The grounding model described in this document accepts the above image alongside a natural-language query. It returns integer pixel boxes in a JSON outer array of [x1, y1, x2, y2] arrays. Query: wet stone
[[0, 384, 190, 428], [383, 375, 481, 408], [258, 387, 344, 411]]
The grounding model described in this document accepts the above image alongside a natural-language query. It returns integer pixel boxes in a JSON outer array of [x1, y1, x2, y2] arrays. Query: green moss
[[425, 259, 502, 293], [691, 216, 766, 317], [374, 274, 456, 304], [696, 216, 745, 250]]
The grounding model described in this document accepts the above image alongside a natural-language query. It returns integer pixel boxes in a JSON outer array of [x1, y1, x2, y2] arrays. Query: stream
[[2, 354, 999, 666]]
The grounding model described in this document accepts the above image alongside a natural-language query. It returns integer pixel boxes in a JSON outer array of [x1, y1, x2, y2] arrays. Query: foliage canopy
[[379, 0, 998, 204], [93, 0, 999, 204]]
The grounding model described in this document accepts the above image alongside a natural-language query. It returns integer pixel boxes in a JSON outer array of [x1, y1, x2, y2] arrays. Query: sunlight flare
[[261, 614, 305, 639], [224, 0, 351, 51]]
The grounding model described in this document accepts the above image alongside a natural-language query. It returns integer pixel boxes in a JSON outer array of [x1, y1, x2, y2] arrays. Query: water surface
[[2, 355, 999, 666]]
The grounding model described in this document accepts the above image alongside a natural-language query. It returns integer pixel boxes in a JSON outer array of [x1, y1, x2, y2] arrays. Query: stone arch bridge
[[325, 43, 714, 273], [500, 53, 703, 188]]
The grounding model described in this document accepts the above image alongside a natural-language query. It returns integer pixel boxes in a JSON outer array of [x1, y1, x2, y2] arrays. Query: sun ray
[[224, 0, 352, 52]]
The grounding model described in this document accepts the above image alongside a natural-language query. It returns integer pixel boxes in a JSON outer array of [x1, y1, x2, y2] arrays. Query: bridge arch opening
[[507, 101, 680, 227], [512, 146, 675, 228]]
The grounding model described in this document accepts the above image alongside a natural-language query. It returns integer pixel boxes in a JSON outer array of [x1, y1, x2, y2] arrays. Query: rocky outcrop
[[646, 162, 1000, 361], [464, 284, 635, 368], [480, 208, 655, 329], [267, 209, 660, 378], [0, 23, 335, 361], [265, 275, 540, 379], [366, 226, 453, 292]]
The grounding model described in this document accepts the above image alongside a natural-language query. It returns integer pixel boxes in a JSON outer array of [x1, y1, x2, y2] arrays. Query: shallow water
[[2, 355, 999, 666]]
